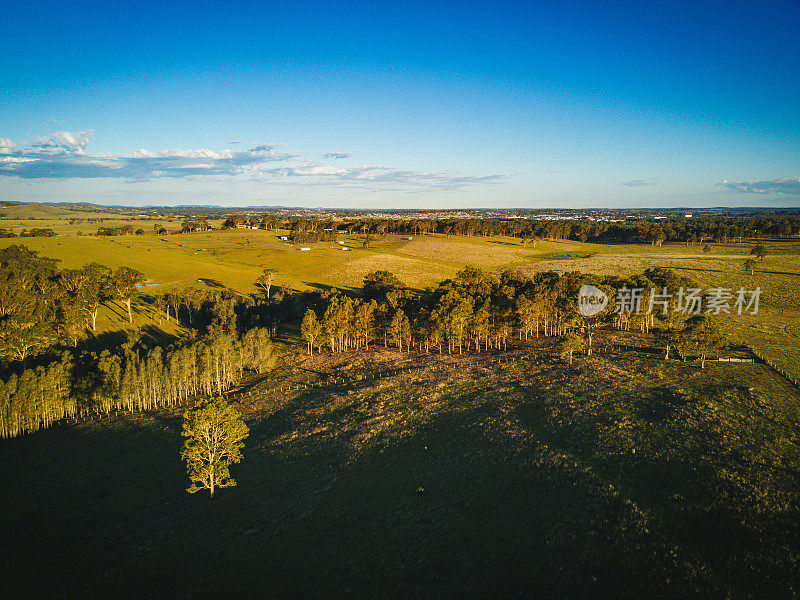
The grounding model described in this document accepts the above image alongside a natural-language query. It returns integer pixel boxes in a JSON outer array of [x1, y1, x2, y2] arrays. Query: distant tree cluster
[[20, 228, 56, 237], [221, 213, 800, 245], [222, 215, 260, 229], [0, 226, 57, 238], [97, 225, 135, 236], [180, 219, 211, 233], [290, 230, 338, 244]]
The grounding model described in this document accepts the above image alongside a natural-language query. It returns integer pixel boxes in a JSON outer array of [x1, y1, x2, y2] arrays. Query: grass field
[[3, 204, 798, 379], [2, 339, 798, 597]]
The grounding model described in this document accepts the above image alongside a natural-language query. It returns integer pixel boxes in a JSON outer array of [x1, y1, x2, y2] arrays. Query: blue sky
[[1, 0, 798, 208]]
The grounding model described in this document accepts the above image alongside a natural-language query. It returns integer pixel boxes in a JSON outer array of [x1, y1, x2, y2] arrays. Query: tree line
[[0, 244, 283, 438], [0, 325, 274, 439], [300, 266, 724, 363], [0, 227, 57, 238], [0, 245, 290, 368], [220, 213, 800, 245]]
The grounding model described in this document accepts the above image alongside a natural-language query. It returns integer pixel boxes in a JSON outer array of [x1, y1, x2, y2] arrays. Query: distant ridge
[[1, 200, 797, 215]]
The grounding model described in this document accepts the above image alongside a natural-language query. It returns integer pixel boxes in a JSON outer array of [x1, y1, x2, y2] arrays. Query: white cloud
[[259, 163, 506, 190], [0, 131, 507, 191], [322, 152, 352, 159], [717, 177, 800, 195], [31, 130, 94, 153], [52, 130, 93, 151]]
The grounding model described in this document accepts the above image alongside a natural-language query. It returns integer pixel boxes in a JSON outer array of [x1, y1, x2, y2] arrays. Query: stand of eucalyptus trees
[[0, 326, 274, 439], [303, 266, 696, 358]]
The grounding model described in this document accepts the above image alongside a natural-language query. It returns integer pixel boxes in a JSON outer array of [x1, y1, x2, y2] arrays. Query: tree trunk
[[125, 298, 133, 323]]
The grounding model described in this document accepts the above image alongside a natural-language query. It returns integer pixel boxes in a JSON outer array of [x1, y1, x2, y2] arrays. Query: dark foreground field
[[2, 341, 800, 598]]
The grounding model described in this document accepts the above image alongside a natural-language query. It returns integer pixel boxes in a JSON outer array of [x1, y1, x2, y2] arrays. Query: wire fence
[[741, 344, 800, 389]]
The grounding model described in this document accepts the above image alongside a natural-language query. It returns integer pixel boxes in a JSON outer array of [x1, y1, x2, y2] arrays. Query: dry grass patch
[[397, 235, 539, 269]]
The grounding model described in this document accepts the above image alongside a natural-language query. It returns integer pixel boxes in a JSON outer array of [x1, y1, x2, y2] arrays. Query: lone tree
[[702, 244, 711, 254], [181, 398, 249, 499], [110, 266, 144, 323], [750, 244, 767, 261], [681, 315, 724, 369], [744, 258, 757, 276], [559, 332, 585, 365], [363, 234, 374, 249], [256, 268, 277, 299]]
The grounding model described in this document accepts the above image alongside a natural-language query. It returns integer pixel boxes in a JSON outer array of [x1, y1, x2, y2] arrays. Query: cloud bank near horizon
[[0, 131, 505, 192], [717, 177, 800, 195]]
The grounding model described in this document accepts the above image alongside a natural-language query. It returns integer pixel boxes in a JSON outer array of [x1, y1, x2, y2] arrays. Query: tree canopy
[[181, 398, 249, 498]]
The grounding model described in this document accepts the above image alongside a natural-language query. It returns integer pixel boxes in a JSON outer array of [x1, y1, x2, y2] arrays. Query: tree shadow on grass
[[138, 324, 180, 347], [302, 281, 361, 295], [197, 277, 228, 289], [3, 358, 799, 598], [79, 329, 130, 353]]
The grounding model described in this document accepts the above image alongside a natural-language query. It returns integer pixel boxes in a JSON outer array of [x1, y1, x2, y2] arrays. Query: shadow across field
[[2, 346, 800, 598], [0, 368, 693, 598]]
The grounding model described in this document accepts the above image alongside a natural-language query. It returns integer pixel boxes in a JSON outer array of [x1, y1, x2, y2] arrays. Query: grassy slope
[[1, 340, 798, 598]]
